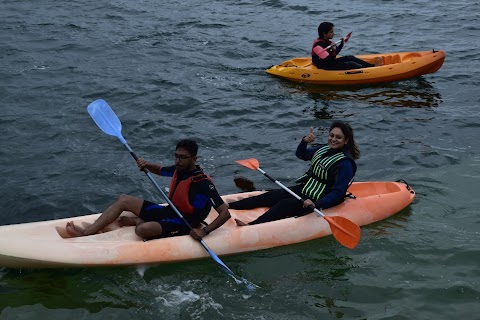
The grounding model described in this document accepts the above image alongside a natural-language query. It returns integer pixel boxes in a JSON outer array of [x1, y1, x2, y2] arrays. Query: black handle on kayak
[[344, 70, 364, 74]]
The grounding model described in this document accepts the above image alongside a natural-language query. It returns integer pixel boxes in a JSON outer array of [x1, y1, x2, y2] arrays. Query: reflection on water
[[302, 245, 355, 319], [365, 206, 413, 238], [279, 78, 442, 119]]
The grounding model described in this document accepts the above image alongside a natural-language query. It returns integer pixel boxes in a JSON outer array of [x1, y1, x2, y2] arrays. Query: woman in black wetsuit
[[230, 121, 360, 226], [312, 22, 382, 70]]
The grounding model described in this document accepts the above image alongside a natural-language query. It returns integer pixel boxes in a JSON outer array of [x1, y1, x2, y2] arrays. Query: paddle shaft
[[322, 39, 342, 52], [256, 167, 326, 218], [315, 32, 351, 56]]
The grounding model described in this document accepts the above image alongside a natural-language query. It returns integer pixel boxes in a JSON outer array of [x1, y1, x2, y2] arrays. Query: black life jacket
[[296, 145, 356, 201]]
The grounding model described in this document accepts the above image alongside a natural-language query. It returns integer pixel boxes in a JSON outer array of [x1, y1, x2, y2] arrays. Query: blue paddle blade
[[87, 99, 127, 144]]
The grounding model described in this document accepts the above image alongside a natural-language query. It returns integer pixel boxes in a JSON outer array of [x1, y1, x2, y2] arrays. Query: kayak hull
[[0, 181, 415, 268], [266, 50, 445, 85]]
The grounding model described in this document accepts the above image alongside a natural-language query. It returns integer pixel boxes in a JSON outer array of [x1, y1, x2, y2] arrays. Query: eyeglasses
[[173, 153, 194, 161]]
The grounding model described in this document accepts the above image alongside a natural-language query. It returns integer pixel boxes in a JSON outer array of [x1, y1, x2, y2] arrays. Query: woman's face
[[323, 28, 335, 40], [328, 127, 348, 150]]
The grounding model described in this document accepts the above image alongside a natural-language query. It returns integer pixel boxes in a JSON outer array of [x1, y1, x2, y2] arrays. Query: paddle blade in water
[[87, 99, 124, 142], [325, 216, 361, 249], [235, 158, 260, 170]]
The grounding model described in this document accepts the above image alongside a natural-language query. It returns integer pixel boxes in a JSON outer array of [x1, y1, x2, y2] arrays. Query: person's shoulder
[[311, 144, 328, 152], [338, 155, 357, 173], [197, 178, 220, 194]]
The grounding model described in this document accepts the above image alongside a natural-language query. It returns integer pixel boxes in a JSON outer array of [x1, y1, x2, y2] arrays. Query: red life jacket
[[168, 170, 212, 215], [311, 38, 336, 59]]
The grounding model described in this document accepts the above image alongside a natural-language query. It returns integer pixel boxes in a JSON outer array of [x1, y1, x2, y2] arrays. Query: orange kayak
[[0, 181, 415, 268], [266, 50, 445, 85]]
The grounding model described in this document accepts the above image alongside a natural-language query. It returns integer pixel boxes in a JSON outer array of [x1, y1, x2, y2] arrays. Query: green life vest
[[296, 145, 347, 201]]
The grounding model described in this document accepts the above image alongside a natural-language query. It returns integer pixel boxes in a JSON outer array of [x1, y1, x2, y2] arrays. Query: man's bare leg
[[118, 216, 142, 227], [66, 194, 143, 237]]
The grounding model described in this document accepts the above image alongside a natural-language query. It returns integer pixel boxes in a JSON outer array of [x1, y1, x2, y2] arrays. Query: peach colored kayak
[[266, 50, 445, 85], [0, 181, 415, 268]]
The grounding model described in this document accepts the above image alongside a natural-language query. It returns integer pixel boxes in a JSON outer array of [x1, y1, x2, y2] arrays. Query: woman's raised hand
[[303, 127, 316, 143]]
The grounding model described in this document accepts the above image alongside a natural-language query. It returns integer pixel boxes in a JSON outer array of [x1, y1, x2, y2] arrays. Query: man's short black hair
[[176, 139, 198, 156]]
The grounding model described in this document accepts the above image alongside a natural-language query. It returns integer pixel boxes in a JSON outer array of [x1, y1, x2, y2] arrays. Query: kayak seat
[[401, 52, 423, 61], [383, 54, 401, 65]]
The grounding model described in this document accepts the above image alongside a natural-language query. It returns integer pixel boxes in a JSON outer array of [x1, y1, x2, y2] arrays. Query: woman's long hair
[[330, 121, 360, 160]]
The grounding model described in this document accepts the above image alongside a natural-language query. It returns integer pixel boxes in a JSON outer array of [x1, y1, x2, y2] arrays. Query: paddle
[[235, 158, 361, 249], [87, 99, 258, 291], [313, 32, 352, 59]]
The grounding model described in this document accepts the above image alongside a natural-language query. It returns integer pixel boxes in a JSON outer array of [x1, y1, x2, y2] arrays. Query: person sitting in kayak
[[65, 139, 231, 240], [312, 22, 382, 70], [231, 121, 359, 226]]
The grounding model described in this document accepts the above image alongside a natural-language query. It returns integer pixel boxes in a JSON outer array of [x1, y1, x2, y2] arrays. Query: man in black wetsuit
[[65, 139, 231, 240]]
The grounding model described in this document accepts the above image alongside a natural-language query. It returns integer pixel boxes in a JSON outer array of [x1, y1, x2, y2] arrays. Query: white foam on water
[[135, 265, 149, 277], [153, 282, 223, 317]]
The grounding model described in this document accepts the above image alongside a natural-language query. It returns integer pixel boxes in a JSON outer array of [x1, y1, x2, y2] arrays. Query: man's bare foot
[[374, 57, 384, 66], [65, 221, 86, 237], [234, 218, 249, 226], [81, 221, 115, 233], [118, 216, 140, 227]]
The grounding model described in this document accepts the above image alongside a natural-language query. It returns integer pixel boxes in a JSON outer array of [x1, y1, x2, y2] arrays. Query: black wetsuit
[[312, 38, 374, 70]]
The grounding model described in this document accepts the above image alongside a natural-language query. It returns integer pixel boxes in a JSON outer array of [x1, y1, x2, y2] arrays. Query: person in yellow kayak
[[231, 121, 359, 226], [65, 139, 231, 240], [312, 22, 382, 70]]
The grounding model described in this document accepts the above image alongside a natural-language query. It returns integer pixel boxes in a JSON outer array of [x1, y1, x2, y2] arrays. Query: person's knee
[[116, 194, 142, 212], [135, 222, 162, 239], [116, 194, 132, 206]]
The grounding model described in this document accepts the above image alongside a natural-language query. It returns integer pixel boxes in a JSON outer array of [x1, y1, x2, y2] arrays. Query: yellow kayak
[[0, 181, 415, 268], [266, 50, 445, 85]]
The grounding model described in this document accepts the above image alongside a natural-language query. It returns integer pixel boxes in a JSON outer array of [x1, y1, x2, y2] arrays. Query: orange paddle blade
[[235, 158, 259, 170], [324, 216, 361, 249]]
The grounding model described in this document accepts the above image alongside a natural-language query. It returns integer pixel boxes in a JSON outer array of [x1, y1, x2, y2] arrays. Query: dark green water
[[1, 0, 479, 319]]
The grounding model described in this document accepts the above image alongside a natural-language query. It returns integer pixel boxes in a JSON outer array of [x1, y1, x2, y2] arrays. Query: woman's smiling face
[[328, 127, 348, 150]]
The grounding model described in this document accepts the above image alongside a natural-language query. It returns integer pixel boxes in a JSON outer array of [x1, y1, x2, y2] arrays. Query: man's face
[[174, 147, 196, 171]]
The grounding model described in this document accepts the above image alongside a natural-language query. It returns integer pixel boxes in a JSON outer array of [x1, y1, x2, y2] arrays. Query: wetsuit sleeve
[[314, 159, 354, 209], [193, 180, 225, 209], [159, 165, 176, 177], [335, 41, 344, 55], [295, 139, 322, 161]]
